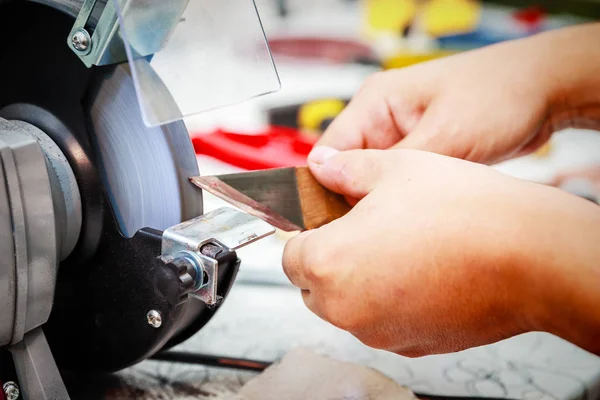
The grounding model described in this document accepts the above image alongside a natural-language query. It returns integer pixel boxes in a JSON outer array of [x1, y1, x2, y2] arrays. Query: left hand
[[282, 146, 600, 357]]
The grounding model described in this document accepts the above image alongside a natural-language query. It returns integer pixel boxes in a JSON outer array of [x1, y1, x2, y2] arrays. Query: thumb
[[307, 146, 388, 199]]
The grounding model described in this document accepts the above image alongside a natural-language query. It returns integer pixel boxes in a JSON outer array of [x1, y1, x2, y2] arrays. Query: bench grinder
[[0, 0, 279, 398]]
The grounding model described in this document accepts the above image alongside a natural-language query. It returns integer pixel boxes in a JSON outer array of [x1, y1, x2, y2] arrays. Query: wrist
[[516, 183, 600, 354], [531, 23, 600, 126]]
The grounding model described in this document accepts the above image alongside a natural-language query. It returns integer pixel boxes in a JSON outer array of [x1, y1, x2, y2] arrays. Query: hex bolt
[[3, 381, 20, 400], [146, 310, 162, 328], [71, 29, 91, 52]]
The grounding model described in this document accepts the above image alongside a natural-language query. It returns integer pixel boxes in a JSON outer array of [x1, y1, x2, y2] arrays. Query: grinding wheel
[[86, 63, 203, 237]]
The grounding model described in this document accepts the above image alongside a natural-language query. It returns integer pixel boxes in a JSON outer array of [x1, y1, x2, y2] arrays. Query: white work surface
[[133, 285, 599, 399]]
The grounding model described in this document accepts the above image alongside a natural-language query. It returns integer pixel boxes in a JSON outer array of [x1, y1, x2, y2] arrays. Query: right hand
[[283, 147, 600, 357], [318, 23, 600, 164]]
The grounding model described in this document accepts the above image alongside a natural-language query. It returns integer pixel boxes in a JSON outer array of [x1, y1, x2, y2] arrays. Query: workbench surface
[[64, 282, 600, 399]]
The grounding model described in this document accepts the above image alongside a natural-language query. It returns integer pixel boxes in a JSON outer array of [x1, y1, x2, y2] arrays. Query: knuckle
[[357, 71, 387, 95], [422, 117, 446, 141], [281, 258, 296, 283], [282, 232, 312, 285], [358, 97, 397, 144], [281, 243, 294, 270], [366, 95, 392, 123], [442, 122, 465, 147], [361, 151, 382, 176], [281, 243, 299, 275], [332, 156, 353, 191], [335, 150, 375, 184], [300, 245, 335, 283]]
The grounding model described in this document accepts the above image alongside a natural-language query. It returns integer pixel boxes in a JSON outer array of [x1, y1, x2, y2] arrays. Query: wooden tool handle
[[295, 166, 352, 230]]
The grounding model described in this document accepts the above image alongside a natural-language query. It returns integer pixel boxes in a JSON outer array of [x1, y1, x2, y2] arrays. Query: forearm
[[519, 183, 600, 354], [531, 23, 600, 131]]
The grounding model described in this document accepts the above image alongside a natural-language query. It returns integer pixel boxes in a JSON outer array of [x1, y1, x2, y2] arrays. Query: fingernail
[[308, 146, 339, 166]]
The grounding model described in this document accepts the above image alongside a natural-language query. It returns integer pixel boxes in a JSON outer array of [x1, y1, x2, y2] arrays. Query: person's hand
[[317, 23, 600, 164], [283, 147, 600, 356]]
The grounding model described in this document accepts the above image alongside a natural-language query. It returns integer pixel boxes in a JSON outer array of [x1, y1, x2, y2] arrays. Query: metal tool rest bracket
[[161, 207, 275, 306], [67, 0, 187, 67]]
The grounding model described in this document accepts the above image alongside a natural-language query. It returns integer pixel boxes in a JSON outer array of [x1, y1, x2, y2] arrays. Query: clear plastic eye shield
[[113, 0, 280, 126], [69, 0, 280, 127]]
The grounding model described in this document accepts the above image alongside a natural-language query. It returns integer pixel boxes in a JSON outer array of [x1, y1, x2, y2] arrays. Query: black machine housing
[[0, 0, 240, 373]]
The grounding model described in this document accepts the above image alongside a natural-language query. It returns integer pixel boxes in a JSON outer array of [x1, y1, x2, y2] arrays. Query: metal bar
[[150, 351, 272, 372], [70, 0, 97, 29]]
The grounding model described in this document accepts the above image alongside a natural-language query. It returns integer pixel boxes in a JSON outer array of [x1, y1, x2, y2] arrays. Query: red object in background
[[191, 125, 316, 170], [513, 6, 545, 30]]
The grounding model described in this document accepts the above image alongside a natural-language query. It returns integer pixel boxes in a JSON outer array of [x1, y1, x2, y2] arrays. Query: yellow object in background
[[298, 99, 346, 132], [422, 0, 481, 37], [383, 50, 455, 69], [364, 0, 417, 33], [533, 142, 553, 158]]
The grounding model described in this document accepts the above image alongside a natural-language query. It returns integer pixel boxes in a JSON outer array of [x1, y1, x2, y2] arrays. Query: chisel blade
[[190, 166, 351, 232]]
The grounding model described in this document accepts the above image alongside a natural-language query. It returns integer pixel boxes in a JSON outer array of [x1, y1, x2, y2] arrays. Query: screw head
[[71, 29, 91, 52], [3, 381, 20, 400], [146, 310, 162, 328]]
